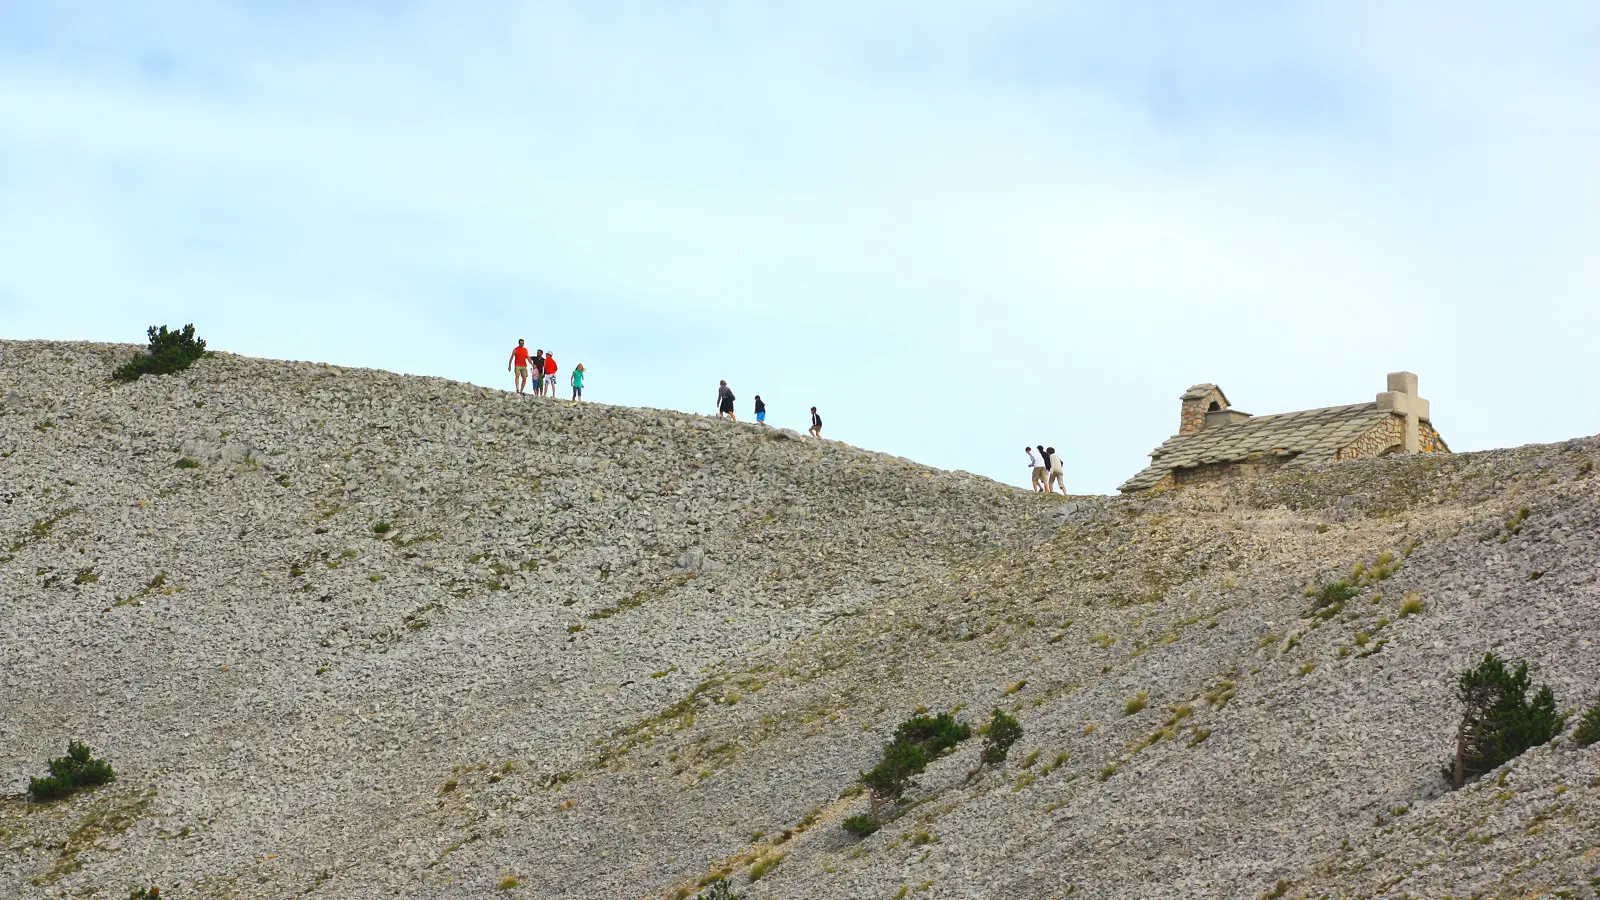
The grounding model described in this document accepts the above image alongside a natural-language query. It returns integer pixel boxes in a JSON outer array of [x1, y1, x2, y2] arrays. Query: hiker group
[[508, 340, 584, 401], [1028, 445, 1066, 494], [716, 380, 823, 438]]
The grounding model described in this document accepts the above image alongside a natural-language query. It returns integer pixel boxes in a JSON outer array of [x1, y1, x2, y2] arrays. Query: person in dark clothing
[[717, 381, 737, 421], [754, 395, 767, 424], [531, 350, 546, 397], [809, 407, 822, 438], [1037, 445, 1054, 493]]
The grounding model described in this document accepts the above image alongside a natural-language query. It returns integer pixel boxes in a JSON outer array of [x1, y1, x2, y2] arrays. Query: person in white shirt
[[1026, 446, 1045, 492]]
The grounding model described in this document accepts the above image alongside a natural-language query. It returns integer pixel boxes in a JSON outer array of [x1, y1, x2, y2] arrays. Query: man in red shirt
[[508, 339, 532, 394]]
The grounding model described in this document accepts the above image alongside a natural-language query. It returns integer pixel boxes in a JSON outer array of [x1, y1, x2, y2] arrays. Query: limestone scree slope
[[1, 340, 1597, 900]]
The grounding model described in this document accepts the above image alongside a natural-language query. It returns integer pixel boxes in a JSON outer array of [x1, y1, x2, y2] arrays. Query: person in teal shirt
[[570, 364, 586, 402]]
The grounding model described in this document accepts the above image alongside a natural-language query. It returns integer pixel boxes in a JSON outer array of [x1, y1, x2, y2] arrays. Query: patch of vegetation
[[841, 815, 879, 837], [1297, 662, 1316, 677], [173, 457, 200, 469], [1188, 728, 1212, 747], [967, 708, 1022, 780], [1308, 579, 1360, 614], [29, 741, 115, 801], [497, 875, 520, 890], [1123, 692, 1148, 716], [698, 878, 743, 900], [372, 521, 392, 534], [1446, 652, 1562, 789], [129, 889, 163, 900], [74, 568, 99, 585], [112, 324, 209, 382], [747, 853, 783, 881], [1398, 592, 1425, 618], [850, 712, 972, 832], [1502, 506, 1531, 538], [1572, 691, 1600, 747]]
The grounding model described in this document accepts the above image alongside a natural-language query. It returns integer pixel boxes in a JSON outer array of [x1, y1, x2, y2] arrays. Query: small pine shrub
[[892, 712, 972, 756], [1310, 579, 1360, 613], [850, 711, 973, 832], [29, 740, 115, 801], [841, 815, 880, 837], [372, 521, 392, 534], [699, 879, 743, 900], [174, 457, 200, 469], [979, 708, 1023, 768], [112, 324, 208, 382], [1572, 692, 1600, 747], [1445, 652, 1562, 788]]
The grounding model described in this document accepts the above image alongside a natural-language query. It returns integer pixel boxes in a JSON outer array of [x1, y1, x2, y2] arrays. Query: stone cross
[[1376, 371, 1428, 453]]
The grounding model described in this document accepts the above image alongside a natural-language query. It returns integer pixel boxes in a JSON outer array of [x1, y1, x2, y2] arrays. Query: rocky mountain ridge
[[2, 340, 1597, 899]]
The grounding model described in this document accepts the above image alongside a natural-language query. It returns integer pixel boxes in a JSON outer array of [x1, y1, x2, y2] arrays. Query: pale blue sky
[[2, 1, 1596, 492]]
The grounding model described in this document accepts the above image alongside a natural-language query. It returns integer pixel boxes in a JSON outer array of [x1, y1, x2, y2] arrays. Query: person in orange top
[[508, 339, 532, 394], [543, 353, 558, 396]]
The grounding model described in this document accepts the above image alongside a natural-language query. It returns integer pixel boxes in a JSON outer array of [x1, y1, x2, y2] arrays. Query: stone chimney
[[1376, 371, 1429, 452], [1179, 384, 1230, 435]]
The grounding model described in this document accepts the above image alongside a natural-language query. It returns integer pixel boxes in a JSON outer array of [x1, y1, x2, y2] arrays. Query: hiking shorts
[[1031, 467, 1046, 486]]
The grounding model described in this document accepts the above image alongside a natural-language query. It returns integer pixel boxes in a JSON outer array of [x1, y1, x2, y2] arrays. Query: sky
[[2, 1, 1596, 493]]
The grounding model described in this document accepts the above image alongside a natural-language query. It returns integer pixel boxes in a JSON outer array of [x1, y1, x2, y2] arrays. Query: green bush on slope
[[1445, 652, 1562, 788], [112, 324, 208, 382], [29, 740, 115, 801]]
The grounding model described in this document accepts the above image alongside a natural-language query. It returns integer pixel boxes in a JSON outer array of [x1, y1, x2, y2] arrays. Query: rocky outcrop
[[2, 340, 1596, 899]]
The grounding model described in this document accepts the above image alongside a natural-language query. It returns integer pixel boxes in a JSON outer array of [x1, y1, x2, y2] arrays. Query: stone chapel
[[1119, 372, 1448, 493]]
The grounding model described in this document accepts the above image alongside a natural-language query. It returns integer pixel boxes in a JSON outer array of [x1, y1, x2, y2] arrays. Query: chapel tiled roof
[[1118, 402, 1398, 493]]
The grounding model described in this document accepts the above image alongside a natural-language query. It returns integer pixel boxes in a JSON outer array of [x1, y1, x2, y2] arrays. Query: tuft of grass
[[1298, 662, 1317, 677], [174, 457, 200, 469], [372, 521, 392, 534], [1398, 592, 1425, 618], [747, 854, 784, 882], [1188, 728, 1212, 747], [1002, 680, 1027, 696], [497, 875, 520, 890], [1123, 692, 1148, 716]]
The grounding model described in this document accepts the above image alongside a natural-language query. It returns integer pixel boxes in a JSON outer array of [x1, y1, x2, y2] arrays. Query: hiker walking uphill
[[809, 407, 822, 438], [1037, 445, 1055, 494], [717, 381, 737, 421], [754, 395, 766, 424], [508, 340, 532, 394], [1027, 446, 1045, 492], [1047, 445, 1066, 494]]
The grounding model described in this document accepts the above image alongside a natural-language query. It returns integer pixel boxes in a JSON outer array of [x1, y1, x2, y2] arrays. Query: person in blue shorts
[[754, 395, 767, 424]]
